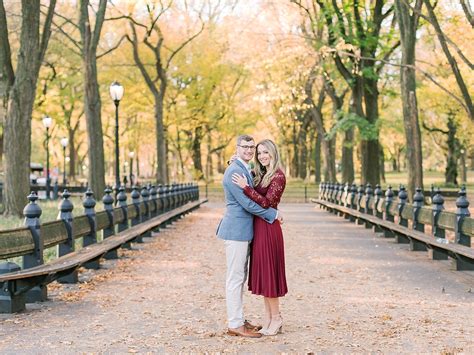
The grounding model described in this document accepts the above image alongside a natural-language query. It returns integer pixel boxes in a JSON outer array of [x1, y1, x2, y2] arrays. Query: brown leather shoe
[[244, 320, 263, 331], [227, 326, 262, 338]]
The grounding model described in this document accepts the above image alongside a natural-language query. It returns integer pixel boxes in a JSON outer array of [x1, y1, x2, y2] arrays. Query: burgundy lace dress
[[243, 169, 288, 298]]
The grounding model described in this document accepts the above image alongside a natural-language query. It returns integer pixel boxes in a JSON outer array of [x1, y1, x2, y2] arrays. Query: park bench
[[0, 183, 207, 314], [312, 182, 473, 272]]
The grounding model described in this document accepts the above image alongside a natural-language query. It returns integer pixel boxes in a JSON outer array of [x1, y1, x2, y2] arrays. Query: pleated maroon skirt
[[248, 216, 288, 298]]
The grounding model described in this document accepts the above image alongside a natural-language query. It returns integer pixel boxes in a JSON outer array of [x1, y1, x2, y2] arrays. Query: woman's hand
[[232, 173, 249, 189]]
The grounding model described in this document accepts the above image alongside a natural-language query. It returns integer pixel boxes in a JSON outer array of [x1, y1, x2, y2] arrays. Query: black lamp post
[[110, 81, 124, 190], [60, 137, 68, 186], [129, 151, 135, 186], [42, 116, 52, 199]]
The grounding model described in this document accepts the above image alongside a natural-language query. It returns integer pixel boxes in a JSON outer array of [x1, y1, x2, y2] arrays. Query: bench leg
[[379, 227, 395, 238], [452, 255, 474, 271], [0, 281, 26, 313], [0, 288, 26, 313], [121, 241, 133, 250], [84, 258, 101, 269], [26, 285, 47, 303], [429, 247, 448, 260], [373, 224, 383, 233], [410, 239, 428, 252], [58, 271, 78, 284], [142, 230, 152, 239], [104, 248, 119, 260], [395, 233, 410, 244], [134, 234, 144, 243]]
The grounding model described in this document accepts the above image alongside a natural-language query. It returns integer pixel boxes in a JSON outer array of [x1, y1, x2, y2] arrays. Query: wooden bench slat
[[0, 227, 34, 259], [43, 220, 68, 249], [462, 218, 473, 236], [73, 215, 93, 239]]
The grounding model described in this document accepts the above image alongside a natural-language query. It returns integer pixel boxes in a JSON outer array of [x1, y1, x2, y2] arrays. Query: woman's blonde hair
[[253, 139, 282, 187]]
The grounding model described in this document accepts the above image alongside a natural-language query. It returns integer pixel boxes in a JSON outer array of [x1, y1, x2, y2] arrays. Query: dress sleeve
[[243, 172, 286, 208]]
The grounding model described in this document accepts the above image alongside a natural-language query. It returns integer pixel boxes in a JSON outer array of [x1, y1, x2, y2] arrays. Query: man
[[216, 134, 281, 338]]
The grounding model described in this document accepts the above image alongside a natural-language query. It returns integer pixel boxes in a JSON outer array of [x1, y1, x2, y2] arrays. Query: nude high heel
[[262, 314, 283, 336], [258, 314, 272, 334]]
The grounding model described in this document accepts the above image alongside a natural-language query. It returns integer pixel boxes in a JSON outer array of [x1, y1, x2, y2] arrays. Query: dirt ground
[[1, 203, 473, 354]]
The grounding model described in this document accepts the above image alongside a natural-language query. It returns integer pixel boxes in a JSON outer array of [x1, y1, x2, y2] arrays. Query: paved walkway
[[1, 203, 473, 353]]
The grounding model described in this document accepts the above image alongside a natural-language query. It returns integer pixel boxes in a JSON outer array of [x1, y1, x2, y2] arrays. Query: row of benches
[[312, 182, 473, 271], [0, 183, 207, 313]]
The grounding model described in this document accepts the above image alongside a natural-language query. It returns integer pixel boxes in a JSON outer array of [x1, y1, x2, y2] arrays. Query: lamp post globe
[[110, 81, 124, 192], [42, 116, 53, 199], [60, 137, 69, 186]]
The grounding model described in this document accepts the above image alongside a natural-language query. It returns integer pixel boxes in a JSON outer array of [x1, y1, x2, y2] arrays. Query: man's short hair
[[237, 134, 254, 146]]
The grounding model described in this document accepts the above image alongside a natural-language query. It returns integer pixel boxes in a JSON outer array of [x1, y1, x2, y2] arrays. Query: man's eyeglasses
[[238, 145, 256, 150]]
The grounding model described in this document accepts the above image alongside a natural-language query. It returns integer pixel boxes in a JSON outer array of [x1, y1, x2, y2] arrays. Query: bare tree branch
[[49, 6, 79, 30], [51, 19, 82, 54], [0, 0, 14, 85], [459, 0, 474, 27], [96, 35, 125, 59], [422, 121, 448, 135], [403, 0, 473, 69], [423, 0, 473, 120], [165, 19, 205, 70], [126, 23, 159, 97], [39, 0, 58, 63], [335, 48, 470, 113], [90, 0, 107, 51]]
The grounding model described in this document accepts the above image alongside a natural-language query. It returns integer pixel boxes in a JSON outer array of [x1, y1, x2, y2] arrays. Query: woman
[[231, 139, 287, 336]]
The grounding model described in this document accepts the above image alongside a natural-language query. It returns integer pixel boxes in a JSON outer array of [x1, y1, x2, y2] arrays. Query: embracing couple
[[216, 134, 288, 338]]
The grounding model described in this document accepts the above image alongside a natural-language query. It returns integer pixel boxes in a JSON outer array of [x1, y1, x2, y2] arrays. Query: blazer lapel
[[234, 160, 254, 187]]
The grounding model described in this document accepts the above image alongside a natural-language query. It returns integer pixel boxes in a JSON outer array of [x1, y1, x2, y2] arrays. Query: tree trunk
[[380, 146, 386, 183], [341, 87, 362, 185], [341, 128, 354, 184], [136, 155, 140, 180], [68, 128, 75, 179], [444, 115, 458, 185], [3, 0, 56, 216], [175, 125, 185, 179], [217, 150, 225, 174], [205, 133, 213, 181], [315, 132, 322, 183], [297, 123, 308, 180], [361, 73, 381, 186], [83, 57, 105, 193], [155, 90, 168, 184], [397, 148, 402, 172], [291, 120, 298, 178], [0, 64, 6, 166], [0, 0, 13, 167], [0, 128, 3, 165], [80, 0, 106, 195], [395, 0, 424, 198], [191, 125, 203, 180]]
